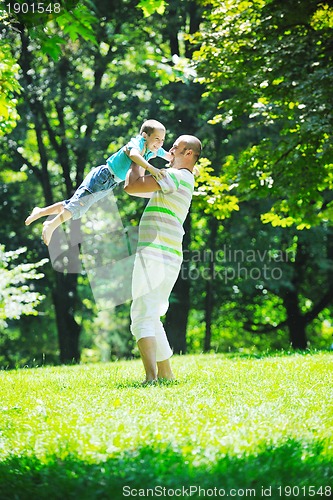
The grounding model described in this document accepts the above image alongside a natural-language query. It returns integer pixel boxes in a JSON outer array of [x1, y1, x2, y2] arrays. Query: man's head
[[140, 119, 166, 153], [169, 135, 202, 170]]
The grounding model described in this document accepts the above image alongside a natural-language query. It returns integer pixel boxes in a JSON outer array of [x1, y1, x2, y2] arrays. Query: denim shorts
[[63, 165, 118, 220]]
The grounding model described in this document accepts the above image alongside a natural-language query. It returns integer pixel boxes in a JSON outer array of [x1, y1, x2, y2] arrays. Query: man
[[124, 135, 202, 383]]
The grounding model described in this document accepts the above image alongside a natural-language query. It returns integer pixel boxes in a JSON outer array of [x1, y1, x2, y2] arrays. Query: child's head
[[140, 119, 166, 152], [140, 119, 166, 136]]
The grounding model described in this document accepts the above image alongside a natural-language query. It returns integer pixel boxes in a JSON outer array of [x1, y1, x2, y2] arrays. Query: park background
[[1, 0, 333, 368], [0, 2, 332, 498]]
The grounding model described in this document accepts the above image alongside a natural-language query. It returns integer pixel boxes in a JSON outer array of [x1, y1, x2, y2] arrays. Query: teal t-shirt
[[106, 135, 167, 181]]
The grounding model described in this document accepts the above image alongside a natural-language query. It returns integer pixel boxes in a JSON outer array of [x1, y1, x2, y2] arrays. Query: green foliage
[[0, 41, 21, 136], [186, 202, 333, 352], [0, 353, 332, 498], [194, 158, 239, 220], [3, 0, 331, 362], [0, 0, 98, 140], [0, 245, 48, 328], [193, 0, 333, 227], [137, 0, 166, 17], [0, 0, 202, 364]]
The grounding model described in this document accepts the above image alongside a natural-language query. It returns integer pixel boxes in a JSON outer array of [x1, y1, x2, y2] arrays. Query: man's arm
[[124, 163, 161, 197]]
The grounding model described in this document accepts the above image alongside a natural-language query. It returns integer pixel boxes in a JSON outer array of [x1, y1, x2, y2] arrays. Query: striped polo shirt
[[137, 168, 194, 263]]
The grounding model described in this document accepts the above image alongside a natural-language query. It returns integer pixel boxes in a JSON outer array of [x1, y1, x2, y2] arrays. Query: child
[[25, 119, 172, 245]]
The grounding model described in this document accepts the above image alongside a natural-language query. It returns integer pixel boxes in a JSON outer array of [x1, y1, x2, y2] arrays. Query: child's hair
[[140, 119, 166, 136]]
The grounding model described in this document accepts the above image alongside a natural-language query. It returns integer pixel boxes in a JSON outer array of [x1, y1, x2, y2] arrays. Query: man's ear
[[142, 132, 148, 140]]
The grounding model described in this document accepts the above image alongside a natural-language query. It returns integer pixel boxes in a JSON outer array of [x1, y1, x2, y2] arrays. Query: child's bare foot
[[42, 221, 54, 246], [25, 207, 42, 225]]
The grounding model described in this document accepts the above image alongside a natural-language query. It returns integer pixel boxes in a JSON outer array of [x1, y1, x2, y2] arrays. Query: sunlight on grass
[[0, 352, 332, 498]]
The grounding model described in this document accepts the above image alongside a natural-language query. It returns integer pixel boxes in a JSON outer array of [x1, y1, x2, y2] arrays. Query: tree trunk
[[204, 269, 213, 352], [165, 215, 191, 354], [50, 219, 83, 364], [52, 271, 81, 364], [283, 290, 307, 350], [204, 218, 218, 352], [281, 235, 308, 350]]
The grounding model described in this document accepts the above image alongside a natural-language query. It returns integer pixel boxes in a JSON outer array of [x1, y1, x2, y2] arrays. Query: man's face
[[169, 139, 188, 166]]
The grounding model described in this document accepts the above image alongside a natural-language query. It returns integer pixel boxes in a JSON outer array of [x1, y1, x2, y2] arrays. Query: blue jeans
[[63, 165, 118, 220]]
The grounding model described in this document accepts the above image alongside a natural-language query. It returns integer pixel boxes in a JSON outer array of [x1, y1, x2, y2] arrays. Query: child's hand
[[148, 166, 167, 180]]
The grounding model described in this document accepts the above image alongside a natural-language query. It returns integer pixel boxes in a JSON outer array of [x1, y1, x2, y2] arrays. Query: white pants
[[130, 252, 181, 362]]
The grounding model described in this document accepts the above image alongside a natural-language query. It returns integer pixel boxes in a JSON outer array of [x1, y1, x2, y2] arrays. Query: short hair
[[179, 135, 202, 162], [140, 119, 166, 136]]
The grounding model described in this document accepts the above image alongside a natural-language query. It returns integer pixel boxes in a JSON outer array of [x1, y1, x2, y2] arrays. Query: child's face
[[145, 129, 165, 152]]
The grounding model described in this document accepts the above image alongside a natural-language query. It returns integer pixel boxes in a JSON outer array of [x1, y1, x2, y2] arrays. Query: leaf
[[137, 0, 166, 18], [55, 4, 98, 47], [40, 35, 65, 61]]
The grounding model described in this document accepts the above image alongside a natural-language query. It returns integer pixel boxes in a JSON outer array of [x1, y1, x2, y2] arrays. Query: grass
[[0, 352, 332, 499]]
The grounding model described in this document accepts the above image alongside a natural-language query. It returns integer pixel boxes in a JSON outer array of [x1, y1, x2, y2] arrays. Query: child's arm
[[126, 148, 166, 180], [124, 163, 161, 197], [124, 164, 152, 198], [163, 151, 173, 163]]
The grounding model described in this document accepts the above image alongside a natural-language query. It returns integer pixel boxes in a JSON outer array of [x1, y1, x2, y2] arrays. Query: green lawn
[[0, 352, 332, 499]]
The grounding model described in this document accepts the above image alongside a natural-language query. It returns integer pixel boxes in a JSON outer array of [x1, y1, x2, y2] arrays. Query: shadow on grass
[[0, 439, 331, 499], [214, 349, 333, 361], [115, 379, 180, 389]]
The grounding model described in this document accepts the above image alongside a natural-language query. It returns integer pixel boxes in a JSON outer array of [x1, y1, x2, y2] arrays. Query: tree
[[1, 0, 204, 363], [192, 0, 333, 228], [2, 2, 105, 363], [185, 199, 333, 352], [183, 0, 333, 351]]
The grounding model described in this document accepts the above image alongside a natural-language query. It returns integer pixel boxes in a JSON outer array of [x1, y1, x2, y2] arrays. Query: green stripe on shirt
[[180, 179, 194, 192], [145, 206, 183, 224], [169, 172, 180, 188], [138, 242, 183, 257], [138, 168, 194, 261]]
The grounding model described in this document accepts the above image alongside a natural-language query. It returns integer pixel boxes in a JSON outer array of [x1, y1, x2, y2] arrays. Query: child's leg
[[42, 208, 72, 246], [25, 202, 65, 226]]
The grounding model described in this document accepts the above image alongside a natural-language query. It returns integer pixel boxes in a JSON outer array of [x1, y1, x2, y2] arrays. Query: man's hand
[[124, 162, 161, 196]]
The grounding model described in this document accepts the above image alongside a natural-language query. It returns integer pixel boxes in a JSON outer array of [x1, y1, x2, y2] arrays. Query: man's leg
[[157, 359, 175, 380], [154, 263, 181, 381], [137, 337, 157, 382], [131, 255, 179, 382]]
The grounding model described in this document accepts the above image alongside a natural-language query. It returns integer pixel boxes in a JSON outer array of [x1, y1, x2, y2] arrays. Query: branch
[[12, 149, 43, 184], [74, 41, 117, 185], [53, 101, 73, 196], [304, 288, 333, 325], [18, 29, 54, 203], [273, 141, 302, 168]]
